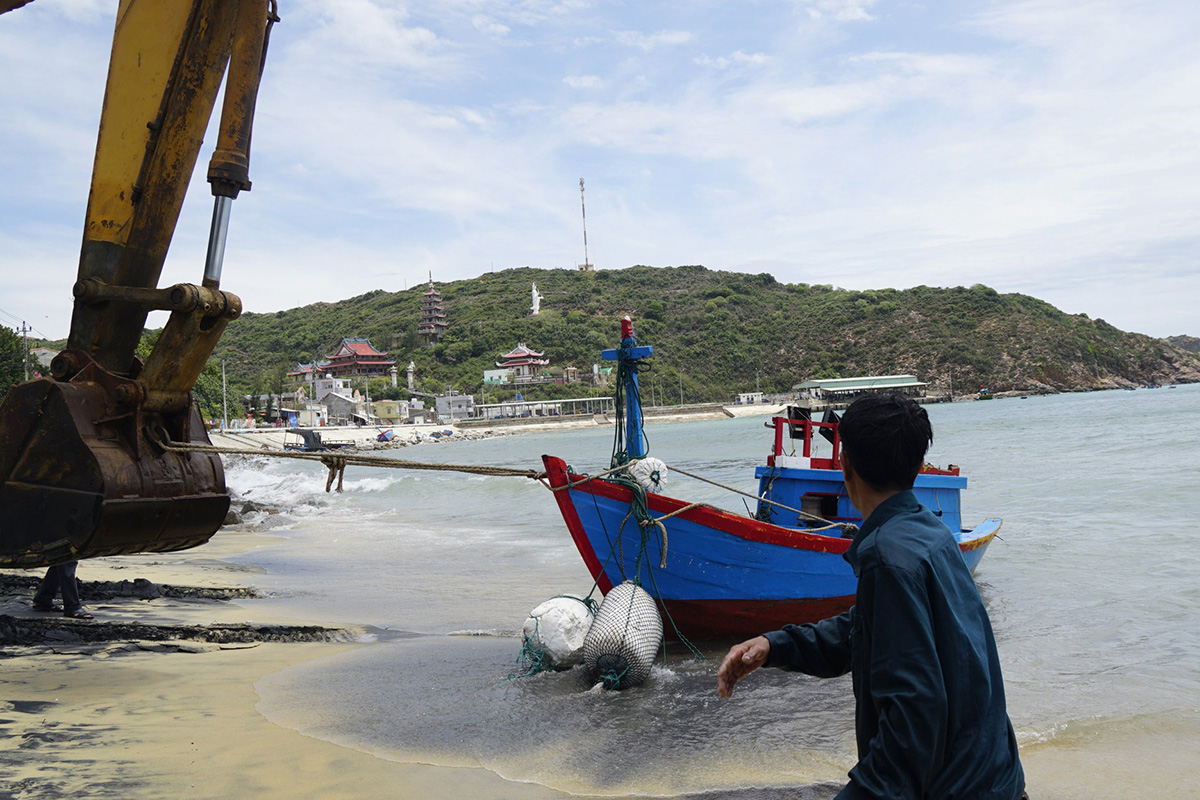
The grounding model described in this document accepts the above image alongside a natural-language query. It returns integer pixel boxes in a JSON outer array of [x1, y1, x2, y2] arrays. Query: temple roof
[[327, 337, 391, 360], [499, 343, 544, 360], [287, 361, 330, 377], [495, 358, 548, 368]]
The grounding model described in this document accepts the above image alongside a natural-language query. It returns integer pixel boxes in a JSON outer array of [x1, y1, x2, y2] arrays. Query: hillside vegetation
[[210, 265, 1200, 404]]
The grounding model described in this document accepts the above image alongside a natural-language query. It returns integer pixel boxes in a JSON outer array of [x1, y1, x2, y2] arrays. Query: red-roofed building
[[286, 361, 329, 383], [497, 343, 549, 384], [324, 338, 396, 379]]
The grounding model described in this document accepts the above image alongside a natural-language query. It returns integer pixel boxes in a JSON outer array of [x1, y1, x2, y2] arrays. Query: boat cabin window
[[801, 493, 840, 521]]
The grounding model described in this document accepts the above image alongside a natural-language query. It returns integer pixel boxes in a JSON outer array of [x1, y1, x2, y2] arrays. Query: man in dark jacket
[[717, 394, 1025, 800]]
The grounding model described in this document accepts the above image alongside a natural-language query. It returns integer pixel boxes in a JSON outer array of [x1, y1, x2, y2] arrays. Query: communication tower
[[579, 177, 593, 271]]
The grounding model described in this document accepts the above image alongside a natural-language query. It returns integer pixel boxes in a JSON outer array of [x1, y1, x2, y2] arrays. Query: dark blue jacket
[[764, 491, 1025, 800]]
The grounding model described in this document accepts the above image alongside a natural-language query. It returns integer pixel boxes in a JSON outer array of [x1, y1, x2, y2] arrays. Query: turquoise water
[[228, 385, 1200, 798]]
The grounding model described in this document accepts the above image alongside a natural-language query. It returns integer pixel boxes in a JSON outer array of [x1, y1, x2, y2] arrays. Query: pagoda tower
[[418, 274, 448, 345]]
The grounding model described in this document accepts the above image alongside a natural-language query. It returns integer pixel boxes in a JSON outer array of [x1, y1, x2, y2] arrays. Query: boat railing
[[769, 417, 840, 470], [768, 416, 960, 476]]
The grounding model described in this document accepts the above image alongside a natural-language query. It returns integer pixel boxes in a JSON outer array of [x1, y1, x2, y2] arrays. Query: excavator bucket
[[0, 365, 229, 568]]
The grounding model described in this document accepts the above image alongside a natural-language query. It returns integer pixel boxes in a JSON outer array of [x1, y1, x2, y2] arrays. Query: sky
[[2, 0, 1198, 343]]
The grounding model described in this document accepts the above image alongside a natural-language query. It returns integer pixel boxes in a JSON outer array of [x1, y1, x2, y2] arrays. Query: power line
[[0, 306, 23, 327], [0, 305, 52, 340]]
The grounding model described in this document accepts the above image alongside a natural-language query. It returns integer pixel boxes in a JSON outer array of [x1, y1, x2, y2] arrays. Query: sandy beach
[[1, 526, 638, 800]]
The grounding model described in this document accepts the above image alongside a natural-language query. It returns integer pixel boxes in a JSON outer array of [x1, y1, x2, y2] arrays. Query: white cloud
[[563, 74, 604, 89], [471, 14, 511, 38], [286, 0, 455, 75], [801, 0, 878, 23], [694, 50, 770, 70], [614, 29, 695, 51]]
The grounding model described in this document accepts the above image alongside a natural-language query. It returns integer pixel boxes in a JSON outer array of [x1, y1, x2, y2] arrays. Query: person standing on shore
[[32, 560, 93, 620], [717, 394, 1025, 800]]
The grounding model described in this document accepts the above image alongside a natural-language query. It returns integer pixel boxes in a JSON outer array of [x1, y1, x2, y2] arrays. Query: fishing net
[[582, 580, 663, 690]]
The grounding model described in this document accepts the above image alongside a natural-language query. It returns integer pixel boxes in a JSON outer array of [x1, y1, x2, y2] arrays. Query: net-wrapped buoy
[[521, 595, 594, 671], [582, 581, 663, 690]]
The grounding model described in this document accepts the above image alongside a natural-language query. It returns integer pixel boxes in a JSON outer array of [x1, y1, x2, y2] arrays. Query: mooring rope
[[558, 459, 851, 535], [161, 441, 544, 492], [668, 464, 849, 533]]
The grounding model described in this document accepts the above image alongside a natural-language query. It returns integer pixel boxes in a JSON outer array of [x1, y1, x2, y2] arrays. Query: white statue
[[407, 361, 415, 392], [531, 282, 543, 316]]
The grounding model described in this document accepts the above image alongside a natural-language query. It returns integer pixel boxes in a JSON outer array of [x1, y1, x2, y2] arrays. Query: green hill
[[210, 265, 1200, 404]]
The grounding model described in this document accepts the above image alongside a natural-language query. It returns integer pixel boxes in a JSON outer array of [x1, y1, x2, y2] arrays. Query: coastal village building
[[311, 373, 350, 403], [435, 391, 475, 422], [287, 365, 352, 403], [496, 343, 549, 384], [418, 279, 448, 345], [287, 362, 329, 393], [370, 399, 411, 426], [28, 347, 57, 370], [324, 337, 396, 379], [294, 403, 327, 427], [483, 368, 512, 385], [792, 375, 927, 401], [323, 392, 364, 425]]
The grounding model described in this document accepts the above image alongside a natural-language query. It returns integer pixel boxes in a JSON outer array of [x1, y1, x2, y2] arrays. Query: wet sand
[[0, 529, 619, 800], [0, 528, 1078, 800], [2, 527, 846, 800]]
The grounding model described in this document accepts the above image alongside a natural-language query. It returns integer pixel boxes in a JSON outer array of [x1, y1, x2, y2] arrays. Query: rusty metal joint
[[142, 387, 192, 414], [72, 278, 240, 319], [50, 349, 91, 381], [113, 381, 143, 406]]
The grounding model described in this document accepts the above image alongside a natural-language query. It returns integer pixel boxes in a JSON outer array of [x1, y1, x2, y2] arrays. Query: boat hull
[[544, 455, 1000, 640]]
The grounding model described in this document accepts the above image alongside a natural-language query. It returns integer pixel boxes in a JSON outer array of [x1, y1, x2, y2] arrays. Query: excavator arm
[[0, 0, 277, 566]]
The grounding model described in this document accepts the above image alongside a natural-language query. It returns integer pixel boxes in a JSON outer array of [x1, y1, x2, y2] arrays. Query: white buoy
[[521, 595, 594, 670], [628, 457, 668, 493], [582, 581, 663, 690]]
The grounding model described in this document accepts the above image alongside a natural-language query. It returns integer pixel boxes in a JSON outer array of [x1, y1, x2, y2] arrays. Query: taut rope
[[161, 441, 545, 492], [164, 443, 853, 535]]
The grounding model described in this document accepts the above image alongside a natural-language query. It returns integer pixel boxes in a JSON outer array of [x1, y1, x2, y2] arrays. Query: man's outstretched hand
[[716, 635, 770, 698]]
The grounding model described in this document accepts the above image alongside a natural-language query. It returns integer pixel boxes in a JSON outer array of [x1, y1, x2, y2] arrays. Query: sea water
[[229, 385, 1200, 798]]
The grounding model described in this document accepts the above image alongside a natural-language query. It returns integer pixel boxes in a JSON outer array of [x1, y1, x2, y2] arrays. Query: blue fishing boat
[[544, 318, 1000, 640]]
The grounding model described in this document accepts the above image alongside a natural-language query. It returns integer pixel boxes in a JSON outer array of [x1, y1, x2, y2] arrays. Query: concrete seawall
[[206, 402, 788, 450]]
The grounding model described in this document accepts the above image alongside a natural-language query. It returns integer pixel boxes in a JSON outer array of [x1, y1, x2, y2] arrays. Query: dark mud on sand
[[0, 574, 351, 648]]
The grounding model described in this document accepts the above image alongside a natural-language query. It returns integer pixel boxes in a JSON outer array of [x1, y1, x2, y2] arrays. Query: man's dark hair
[[838, 393, 933, 491]]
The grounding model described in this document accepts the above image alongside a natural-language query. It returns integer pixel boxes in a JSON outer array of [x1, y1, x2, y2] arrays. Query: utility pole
[[679, 373, 683, 406], [221, 360, 228, 431], [579, 177, 592, 270], [21, 320, 29, 381]]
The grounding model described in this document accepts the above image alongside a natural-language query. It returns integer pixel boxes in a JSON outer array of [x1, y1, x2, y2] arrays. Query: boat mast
[[602, 317, 652, 461]]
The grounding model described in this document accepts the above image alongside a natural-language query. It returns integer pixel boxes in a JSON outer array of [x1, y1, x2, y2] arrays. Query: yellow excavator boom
[[0, 0, 277, 567]]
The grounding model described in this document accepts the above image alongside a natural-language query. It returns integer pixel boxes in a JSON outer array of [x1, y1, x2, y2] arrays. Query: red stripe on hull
[[544, 455, 614, 593]]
